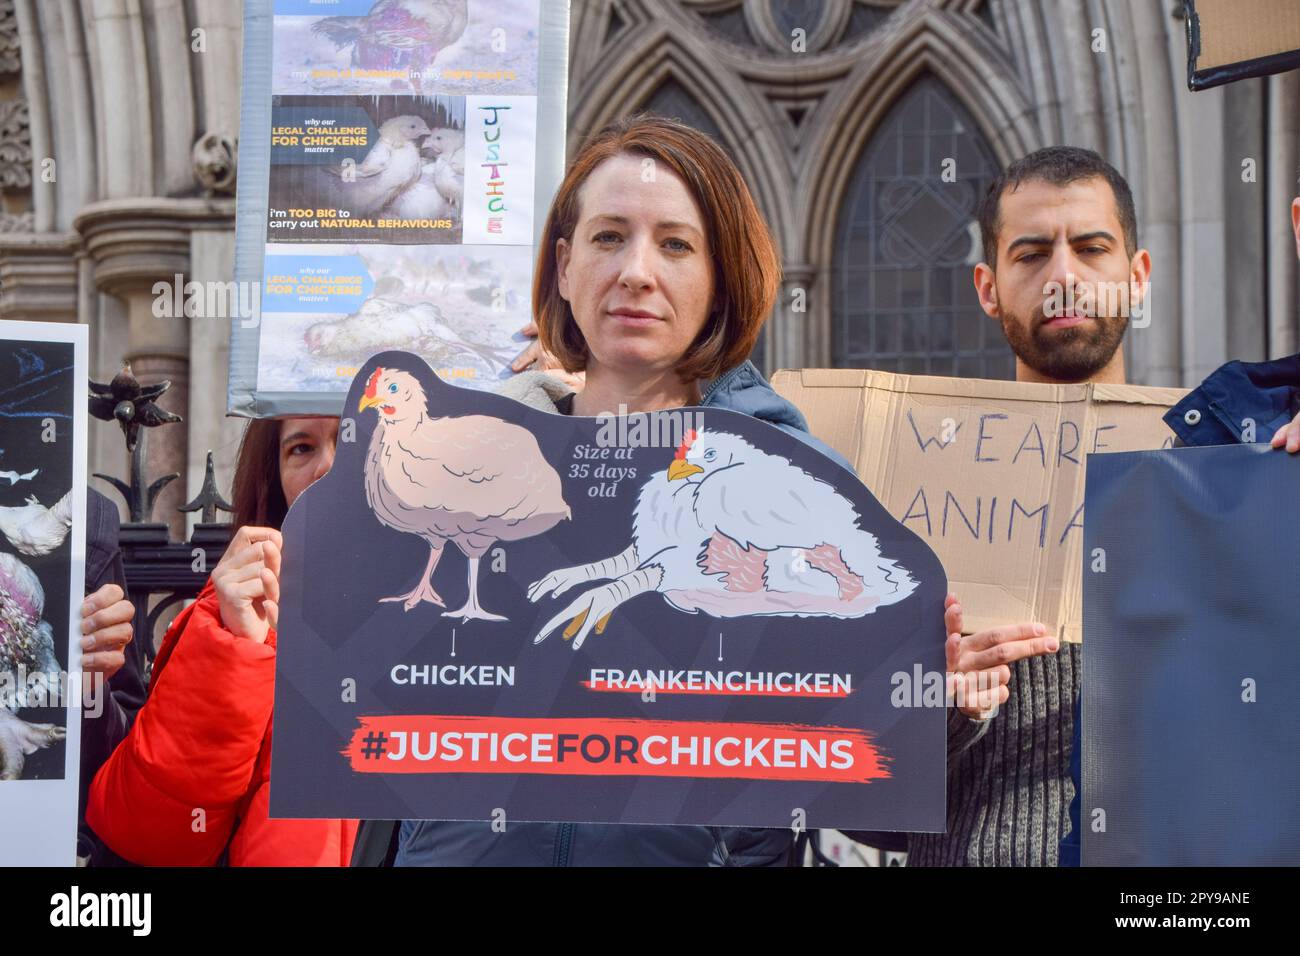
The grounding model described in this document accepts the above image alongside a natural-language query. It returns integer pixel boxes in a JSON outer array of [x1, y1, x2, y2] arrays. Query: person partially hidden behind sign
[[1055, 165, 1300, 866], [878, 146, 1300, 868], [360, 115, 1001, 867], [85, 419, 360, 865]]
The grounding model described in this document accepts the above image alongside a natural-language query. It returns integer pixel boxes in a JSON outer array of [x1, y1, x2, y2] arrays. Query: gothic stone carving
[[0, 97, 31, 191]]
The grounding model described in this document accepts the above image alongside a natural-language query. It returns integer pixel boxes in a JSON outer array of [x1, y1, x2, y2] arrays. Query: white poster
[[0, 320, 87, 866], [463, 95, 538, 245]]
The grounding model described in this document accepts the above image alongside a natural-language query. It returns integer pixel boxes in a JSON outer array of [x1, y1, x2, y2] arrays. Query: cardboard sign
[[0, 320, 88, 865], [1185, 0, 1300, 91], [1083, 444, 1300, 865], [770, 369, 1186, 643], [229, 0, 571, 416], [270, 352, 948, 831]]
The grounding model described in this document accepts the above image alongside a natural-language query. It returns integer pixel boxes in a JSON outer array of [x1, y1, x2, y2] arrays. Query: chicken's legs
[[442, 556, 507, 623], [381, 541, 446, 611], [0, 708, 65, 780]]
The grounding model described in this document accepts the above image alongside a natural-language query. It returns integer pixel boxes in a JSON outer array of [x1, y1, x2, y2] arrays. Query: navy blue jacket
[[382, 361, 848, 867], [1060, 353, 1300, 866]]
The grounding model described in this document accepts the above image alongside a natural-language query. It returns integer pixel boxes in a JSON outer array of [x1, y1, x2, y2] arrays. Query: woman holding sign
[[85, 418, 360, 866], [380, 116, 1019, 866]]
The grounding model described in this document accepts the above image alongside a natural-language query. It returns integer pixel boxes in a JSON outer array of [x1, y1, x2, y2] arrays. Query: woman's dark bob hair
[[533, 115, 781, 383], [230, 418, 287, 532]]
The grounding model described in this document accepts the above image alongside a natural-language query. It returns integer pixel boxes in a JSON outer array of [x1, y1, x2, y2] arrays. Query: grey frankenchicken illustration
[[0, 552, 65, 780]]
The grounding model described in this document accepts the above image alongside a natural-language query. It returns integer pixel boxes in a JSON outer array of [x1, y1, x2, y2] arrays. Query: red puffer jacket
[[87, 580, 358, 866]]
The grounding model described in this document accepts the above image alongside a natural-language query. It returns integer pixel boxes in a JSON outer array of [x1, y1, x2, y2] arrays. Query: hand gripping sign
[[270, 352, 948, 831]]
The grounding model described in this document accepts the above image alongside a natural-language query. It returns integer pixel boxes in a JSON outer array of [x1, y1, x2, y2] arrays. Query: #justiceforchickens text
[[342, 715, 889, 783]]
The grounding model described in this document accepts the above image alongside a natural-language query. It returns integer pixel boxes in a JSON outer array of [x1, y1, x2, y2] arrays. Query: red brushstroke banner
[[343, 715, 888, 783], [580, 681, 850, 698]]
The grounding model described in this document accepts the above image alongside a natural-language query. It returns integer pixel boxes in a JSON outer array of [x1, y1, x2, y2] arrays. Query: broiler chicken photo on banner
[[270, 352, 948, 831], [0, 321, 88, 866], [268, 94, 466, 244], [255, 243, 532, 394], [271, 0, 542, 96]]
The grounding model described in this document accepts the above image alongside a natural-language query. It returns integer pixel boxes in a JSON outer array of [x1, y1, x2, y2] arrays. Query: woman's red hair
[[533, 115, 780, 382]]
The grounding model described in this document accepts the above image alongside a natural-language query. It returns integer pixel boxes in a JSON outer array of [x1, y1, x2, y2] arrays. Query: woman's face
[[556, 153, 715, 375], [279, 417, 339, 508]]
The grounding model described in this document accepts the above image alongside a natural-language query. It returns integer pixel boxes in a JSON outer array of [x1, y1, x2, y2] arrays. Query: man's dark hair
[[978, 146, 1139, 269]]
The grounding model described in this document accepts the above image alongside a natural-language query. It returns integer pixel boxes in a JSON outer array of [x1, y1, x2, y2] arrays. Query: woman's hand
[[1270, 410, 1300, 453], [212, 527, 282, 644], [80, 584, 134, 683], [511, 321, 586, 390], [944, 592, 1059, 719]]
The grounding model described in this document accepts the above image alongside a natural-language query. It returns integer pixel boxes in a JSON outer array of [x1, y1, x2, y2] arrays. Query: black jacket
[[79, 489, 147, 863]]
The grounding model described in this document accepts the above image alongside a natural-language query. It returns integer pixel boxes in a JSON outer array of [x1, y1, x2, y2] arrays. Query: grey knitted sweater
[[906, 642, 1081, 866]]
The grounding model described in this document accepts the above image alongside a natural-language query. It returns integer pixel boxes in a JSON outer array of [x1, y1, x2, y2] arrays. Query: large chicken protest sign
[[0, 320, 88, 865], [230, 0, 569, 417], [270, 352, 948, 830]]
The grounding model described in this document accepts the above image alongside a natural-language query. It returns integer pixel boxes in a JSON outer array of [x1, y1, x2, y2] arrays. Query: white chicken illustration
[[0, 490, 72, 557], [528, 429, 918, 649], [319, 115, 433, 216], [358, 366, 571, 620], [0, 552, 65, 780]]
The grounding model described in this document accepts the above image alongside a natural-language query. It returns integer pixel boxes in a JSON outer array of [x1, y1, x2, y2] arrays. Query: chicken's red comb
[[364, 367, 385, 398], [674, 429, 698, 461]]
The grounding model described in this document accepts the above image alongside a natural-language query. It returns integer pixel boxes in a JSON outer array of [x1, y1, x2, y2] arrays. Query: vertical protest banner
[[0, 320, 87, 866], [1083, 444, 1300, 865], [230, 0, 569, 417]]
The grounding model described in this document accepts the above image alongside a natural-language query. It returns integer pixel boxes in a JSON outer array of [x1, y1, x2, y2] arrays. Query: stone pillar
[[74, 197, 233, 539], [0, 231, 78, 320], [780, 263, 816, 372]]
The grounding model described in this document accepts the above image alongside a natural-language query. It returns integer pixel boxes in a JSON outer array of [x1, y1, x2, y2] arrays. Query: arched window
[[833, 75, 1011, 379], [640, 79, 767, 373]]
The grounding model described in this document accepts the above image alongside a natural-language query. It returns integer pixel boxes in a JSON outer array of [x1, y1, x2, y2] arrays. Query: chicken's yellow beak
[[358, 394, 382, 412], [667, 460, 704, 482]]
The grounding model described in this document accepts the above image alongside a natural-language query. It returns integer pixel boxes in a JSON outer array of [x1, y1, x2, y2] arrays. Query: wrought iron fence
[[89, 366, 232, 683]]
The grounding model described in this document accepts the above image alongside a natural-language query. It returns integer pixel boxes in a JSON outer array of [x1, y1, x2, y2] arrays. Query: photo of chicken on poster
[[232, 0, 563, 416], [270, 353, 948, 831], [256, 242, 532, 394], [269, 94, 467, 245], [271, 0, 541, 97], [0, 339, 78, 783]]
